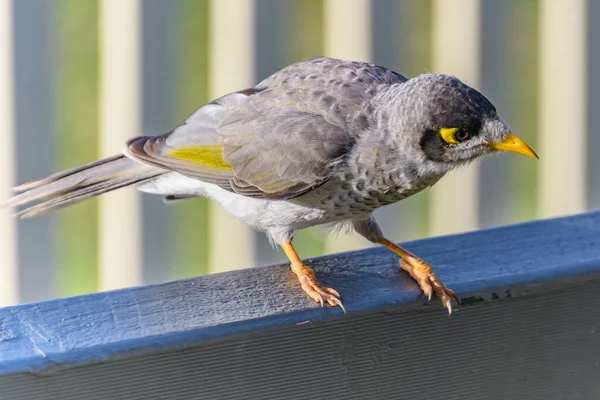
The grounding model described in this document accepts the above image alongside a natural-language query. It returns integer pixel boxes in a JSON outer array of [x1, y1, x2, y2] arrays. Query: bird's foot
[[399, 258, 457, 315], [291, 263, 345, 312]]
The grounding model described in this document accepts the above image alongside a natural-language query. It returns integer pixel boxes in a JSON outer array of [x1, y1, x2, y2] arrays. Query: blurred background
[[0, 0, 596, 306]]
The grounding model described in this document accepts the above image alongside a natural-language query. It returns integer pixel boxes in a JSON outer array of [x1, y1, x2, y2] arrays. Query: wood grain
[[1, 211, 600, 399]]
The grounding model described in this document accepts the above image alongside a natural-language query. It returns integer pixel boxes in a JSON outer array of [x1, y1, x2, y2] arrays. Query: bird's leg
[[376, 238, 457, 314], [353, 217, 458, 314], [282, 241, 345, 311]]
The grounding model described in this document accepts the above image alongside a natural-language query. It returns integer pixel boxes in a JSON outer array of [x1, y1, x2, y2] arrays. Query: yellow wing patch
[[166, 145, 233, 171]]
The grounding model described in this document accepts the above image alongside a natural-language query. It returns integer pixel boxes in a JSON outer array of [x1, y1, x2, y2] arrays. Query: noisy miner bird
[[2, 57, 537, 314]]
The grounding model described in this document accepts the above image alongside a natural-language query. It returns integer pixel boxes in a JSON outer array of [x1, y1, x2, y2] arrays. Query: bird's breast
[[295, 171, 443, 220]]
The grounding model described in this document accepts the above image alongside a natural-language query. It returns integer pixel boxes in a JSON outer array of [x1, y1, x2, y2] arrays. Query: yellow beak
[[488, 133, 538, 159]]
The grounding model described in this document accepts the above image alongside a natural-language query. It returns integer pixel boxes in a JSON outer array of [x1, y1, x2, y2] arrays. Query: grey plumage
[[2, 57, 537, 312], [4, 57, 507, 216]]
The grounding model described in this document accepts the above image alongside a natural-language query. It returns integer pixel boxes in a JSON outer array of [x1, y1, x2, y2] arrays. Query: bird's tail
[[1, 155, 164, 218]]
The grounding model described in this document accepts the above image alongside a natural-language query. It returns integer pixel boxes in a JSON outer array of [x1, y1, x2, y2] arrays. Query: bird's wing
[[125, 92, 351, 199], [125, 57, 407, 199]]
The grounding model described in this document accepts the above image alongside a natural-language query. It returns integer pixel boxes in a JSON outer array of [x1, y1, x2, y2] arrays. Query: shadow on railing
[[1, 212, 600, 399]]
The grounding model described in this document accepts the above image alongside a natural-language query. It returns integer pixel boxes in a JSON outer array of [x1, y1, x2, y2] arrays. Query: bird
[[2, 57, 538, 314]]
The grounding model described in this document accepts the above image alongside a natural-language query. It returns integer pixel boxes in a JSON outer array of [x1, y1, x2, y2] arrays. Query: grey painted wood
[[140, 0, 174, 284], [2, 211, 600, 399], [13, 0, 55, 303], [371, 0, 414, 243], [253, 0, 290, 267], [479, 0, 511, 229], [371, 0, 401, 70], [588, 0, 600, 210], [371, 0, 403, 241]]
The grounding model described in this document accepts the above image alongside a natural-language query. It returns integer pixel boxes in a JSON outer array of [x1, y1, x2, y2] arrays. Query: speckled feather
[[3, 57, 511, 245], [155, 57, 410, 199]]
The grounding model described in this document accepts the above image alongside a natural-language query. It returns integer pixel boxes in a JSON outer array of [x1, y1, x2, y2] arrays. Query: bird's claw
[[299, 273, 346, 313], [400, 259, 458, 315]]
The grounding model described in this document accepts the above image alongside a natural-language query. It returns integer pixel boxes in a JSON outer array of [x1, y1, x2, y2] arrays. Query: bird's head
[[386, 73, 537, 170]]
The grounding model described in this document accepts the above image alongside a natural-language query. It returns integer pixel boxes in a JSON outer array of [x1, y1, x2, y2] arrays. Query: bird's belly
[[139, 172, 331, 229], [139, 172, 440, 231]]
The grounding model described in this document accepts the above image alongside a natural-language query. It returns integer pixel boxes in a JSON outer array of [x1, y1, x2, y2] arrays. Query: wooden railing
[[1, 212, 599, 399], [0, 1, 595, 309]]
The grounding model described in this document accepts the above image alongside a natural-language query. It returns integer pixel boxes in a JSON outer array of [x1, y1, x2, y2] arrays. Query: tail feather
[[2, 155, 164, 218], [12, 155, 124, 192], [14, 174, 154, 218]]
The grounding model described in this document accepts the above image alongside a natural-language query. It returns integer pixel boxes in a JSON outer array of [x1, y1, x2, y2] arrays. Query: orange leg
[[376, 238, 458, 314], [282, 241, 345, 312]]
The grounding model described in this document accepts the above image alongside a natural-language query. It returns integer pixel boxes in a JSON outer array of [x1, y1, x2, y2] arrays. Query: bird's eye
[[453, 128, 470, 142], [439, 127, 471, 144]]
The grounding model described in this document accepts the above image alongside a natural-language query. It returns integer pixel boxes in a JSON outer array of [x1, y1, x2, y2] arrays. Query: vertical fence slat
[[587, 1, 600, 210], [99, 0, 142, 290], [14, 0, 55, 303], [253, 0, 289, 267], [323, 0, 373, 254], [324, 0, 372, 62], [478, 0, 511, 229], [370, 0, 409, 245], [141, 0, 173, 284], [428, 0, 481, 236], [538, 0, 587, 217], [208, 0, 256, 272], [374, 0, 433, 244], [0, 0, 17, 306]]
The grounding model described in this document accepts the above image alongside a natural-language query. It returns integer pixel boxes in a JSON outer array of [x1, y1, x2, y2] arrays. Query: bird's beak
[[488, 133, 538, 159]]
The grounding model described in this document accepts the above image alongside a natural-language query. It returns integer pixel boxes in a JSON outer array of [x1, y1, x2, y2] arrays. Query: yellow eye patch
[[439, 127, 460, 144], [166, 144, 233, 171]]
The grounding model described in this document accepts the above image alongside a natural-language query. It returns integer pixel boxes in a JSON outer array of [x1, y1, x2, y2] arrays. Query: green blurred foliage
[[168, 0, 211, 279], [391, 0, 433, 241], [285, 0, 326, 259], [50, 0, 541, 296], [54, 0, 99, 296], [286, 0, 323, 62], [506, 0, 539, 223]]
